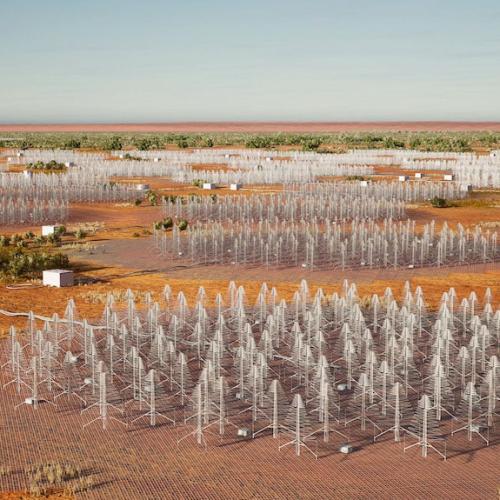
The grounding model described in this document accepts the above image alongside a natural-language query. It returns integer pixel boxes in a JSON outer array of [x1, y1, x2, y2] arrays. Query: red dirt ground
[[0, 382, 498, 500], [2, 122, 500, 132]]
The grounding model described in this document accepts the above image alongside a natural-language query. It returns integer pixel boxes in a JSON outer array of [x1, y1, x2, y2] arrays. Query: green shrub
[[154, 218, 174, 230], [178, 219, 188, 231], [46, 233, 61, 246], [0, 248, 70, 279], [103, 136, 122, 151], [430, 197, 449, 208], [136, 138, 153, 151], [63, 138, 81, 149], [75, 229, 87, 239], [301, 137, 322, 151], [27, 160, 66, 171], [147, 191, 159, 206]]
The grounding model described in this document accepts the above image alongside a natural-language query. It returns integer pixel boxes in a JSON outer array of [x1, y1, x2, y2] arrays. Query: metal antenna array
[[0, 280, 498, 460]]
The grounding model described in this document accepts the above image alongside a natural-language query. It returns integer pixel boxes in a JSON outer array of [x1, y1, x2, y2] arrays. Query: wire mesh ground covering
[[0, 280, 498, 497]]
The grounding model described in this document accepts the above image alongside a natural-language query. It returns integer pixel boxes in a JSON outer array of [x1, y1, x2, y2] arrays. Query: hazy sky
[[1, 0, 499, 122]]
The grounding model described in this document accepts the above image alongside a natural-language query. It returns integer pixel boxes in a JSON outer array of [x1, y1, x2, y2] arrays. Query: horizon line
[[1, 120, 500, 133]]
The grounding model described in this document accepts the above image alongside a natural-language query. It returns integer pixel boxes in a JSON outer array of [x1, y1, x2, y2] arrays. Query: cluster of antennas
[[156, 179, 496, 270], [155, 218, 497, 270], [1, 147, 497, 226], [9, 147, 499, 187], [161, 181, 465, 223], [0, 172, 137, 225], [396, 152, 500, 188], [1, 280, 498, 459]]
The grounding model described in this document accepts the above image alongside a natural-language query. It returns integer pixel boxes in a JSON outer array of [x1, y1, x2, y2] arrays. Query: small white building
[[265, 156, 273, 162], [443, 174, 454, 181], [230, 183, 242, 191], [359, 180, 370, 187], [398, 175, 409, 182], [43, 269, 74, 288], [23, 170, 33, 179], [415, 172, 424, 179], [136, 184, 150, 191], [203, 183, 217, 190], [118, 153, 125, 159], [153, 157, 161, 163], [42, 225, 62, 236], [64, 161, 75, 167]]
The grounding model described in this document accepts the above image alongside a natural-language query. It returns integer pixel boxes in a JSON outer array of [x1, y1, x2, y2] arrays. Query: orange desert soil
[[2, 121, 500, 132]]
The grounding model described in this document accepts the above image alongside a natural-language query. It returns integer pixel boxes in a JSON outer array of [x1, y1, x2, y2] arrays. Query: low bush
[[430, 197, 449, 208], [75, 228, 87, 239], [153, 217, 173, 230], [146, 190, 159, 206], [0, 248, 70, 279], [26, 160, 66, 171]]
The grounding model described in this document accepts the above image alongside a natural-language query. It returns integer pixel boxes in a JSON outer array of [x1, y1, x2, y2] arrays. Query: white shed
[[42, 225, 62, 236], [43, 269, 74, 288], [443, 174, 454, 181], [398, 175, 409, 182], [23, 170, 33, 179], [64, 161, 75, 167], [203, 183, 217, 190], [230, 183, 242, 191], [359, 180, 369, 187], [415, 172, 424, 179], [153, 157, 161, 163], [136, 184, 150, 191]]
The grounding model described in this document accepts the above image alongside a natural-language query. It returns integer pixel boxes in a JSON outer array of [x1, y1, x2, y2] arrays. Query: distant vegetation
[[26, 160, 66, 171], [2, 131, 499, 152]]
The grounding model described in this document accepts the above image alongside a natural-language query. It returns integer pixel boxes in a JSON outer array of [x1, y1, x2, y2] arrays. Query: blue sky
[[0, 0, 499, 122]]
